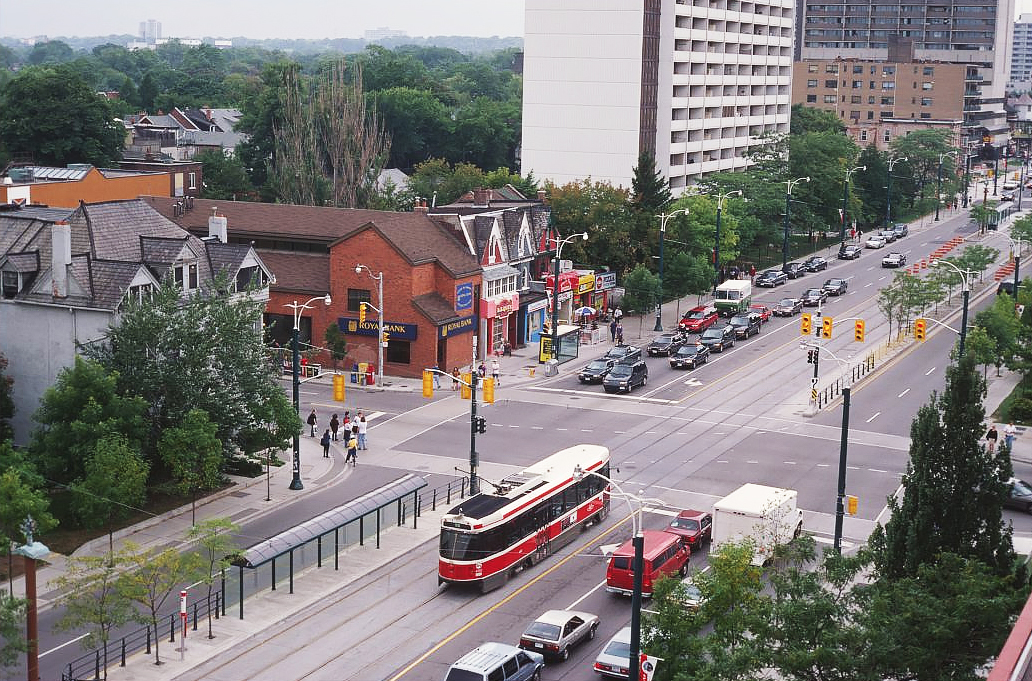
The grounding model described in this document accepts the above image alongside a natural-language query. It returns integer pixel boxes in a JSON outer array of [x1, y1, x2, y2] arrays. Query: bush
[[224, 457, 263, 478], [1006, 396, 1032, 424]]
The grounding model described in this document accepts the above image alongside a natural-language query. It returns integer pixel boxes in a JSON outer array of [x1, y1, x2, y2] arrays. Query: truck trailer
[[712, 483, 803, 565]]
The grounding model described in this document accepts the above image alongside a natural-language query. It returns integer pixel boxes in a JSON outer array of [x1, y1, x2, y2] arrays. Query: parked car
[[749, 304, 772, 323], [878, 229, 898, 243], [669, 343, 710, 369], [823, 278, 848, 296], [679, 306, 719, 333], [999, 281, 1018, 296], [782, 262, 806, 279], [698, 325, 736, 352], [802, 287, 828, 306], [891, 223, 909, 238], [518, 609, 600, 662], [664, 509, 713, 550], [729, 313, 762, 339], [774, 297, 803, 316], [1002, 191, 1015, 202], [838, 244, 862, 259], [802, 255, 828, 272], [882, 252, 907, 268], [604, 345, 642, 364], [865, 235, 887, 249], [602, 360, 648, 393], [578, 358, 615, 384], [676, 575, 707, 611], [1005, 478, 1032, 514], [647, 332, 685, 356], [755, 269, 788, 287], [594, 627, 632, 678]]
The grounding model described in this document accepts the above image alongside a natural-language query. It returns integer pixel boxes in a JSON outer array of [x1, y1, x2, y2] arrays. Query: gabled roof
[[412, 292, 465, 325]]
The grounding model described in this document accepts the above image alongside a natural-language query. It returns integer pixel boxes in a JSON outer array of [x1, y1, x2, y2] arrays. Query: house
[[0, 164, 173, 208], [143, 196, 483, 378], [0, 199, 272, 445], [124, 107, 247, 160]]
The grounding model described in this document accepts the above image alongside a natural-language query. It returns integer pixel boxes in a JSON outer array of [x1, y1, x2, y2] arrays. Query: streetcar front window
[[440, 528, 475, 561]]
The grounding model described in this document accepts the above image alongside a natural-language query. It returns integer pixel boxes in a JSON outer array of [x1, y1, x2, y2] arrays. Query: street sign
[[811, 376, 819, 386]]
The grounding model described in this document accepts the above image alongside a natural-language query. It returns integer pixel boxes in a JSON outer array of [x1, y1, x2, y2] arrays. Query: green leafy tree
[[236, 61, 297, 196], [621, 264, 660, 316], [187, 518, 241, 639], [853, 144, 889, 228], [137, 71, 158, 111], [975, 294, 1020, 376], [788, 131, 861, 238], [194, 149, 254, 200], [324, 323, 348, 371], [116, 543, 204, 665], [0, 465, 56, 575], [871, 355, 1015, 579], [889, 128, 955, 207], [29, 356, 148, 487], [790, 103, 846, 135], [447, 97, 520, 171], [158, 409, 223, 524], [72, 434, 149, 557], [0, 592, 26, 669], [373, 86, 450, 170], [964, 325, 998, 381], [0, 351, 14, 443], [26, 40, 74, 65], [546, 179, 636, 275], [0, 64, 125, 167]]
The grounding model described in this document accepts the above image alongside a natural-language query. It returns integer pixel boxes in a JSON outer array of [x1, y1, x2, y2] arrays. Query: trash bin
[[358, 362, 368, 385], [366, 364, 376, 385], [350, 364, 358, 383], [543, 359, 559, 377]]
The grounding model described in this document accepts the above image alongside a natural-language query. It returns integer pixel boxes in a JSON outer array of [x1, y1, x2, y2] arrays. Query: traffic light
[[914, 317, 927, 342], [801, 313, 812, 335], [475, 416, 487, 434], [359, 302, 366, 324], [821, 316, 834, 339], [854, 319, 865, 343], [847, 495, 858, 516], [333, 374, 345, 401], [807, 348, 817, 364], [482, 377, 495, 404], [461, 372, 472, 399], [422, 370, 433, 398]]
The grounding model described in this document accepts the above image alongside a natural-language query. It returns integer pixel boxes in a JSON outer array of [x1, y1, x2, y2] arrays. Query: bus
[[438, 444, 611, 593]]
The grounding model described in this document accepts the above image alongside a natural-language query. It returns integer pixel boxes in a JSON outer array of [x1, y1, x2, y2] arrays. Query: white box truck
[[712, 483, 803, 566], [713, 279, 752, 316]]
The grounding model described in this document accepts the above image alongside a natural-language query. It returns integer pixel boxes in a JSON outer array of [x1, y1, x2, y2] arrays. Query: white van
[[713, 280, 753, 316], [444, 642, 544, 681]]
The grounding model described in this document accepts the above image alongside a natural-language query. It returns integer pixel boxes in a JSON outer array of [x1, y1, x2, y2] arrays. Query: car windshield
[[701, 329, 722, 339], [671, 518, 700, 531], [609, 365, 632, 377], [778, 299, 795, 306], [604, 639, 632, 658], [586, 360, 608, 370], [1014, 480, 1032, 496], [827, 279, 843, 285], [729, 316, 747, 325], [653, 334, 676, 343], [524, 621, 561, 641], [677, 346, 699, 356], [806, 289, 820, 296], [686, 310, 707, 319]]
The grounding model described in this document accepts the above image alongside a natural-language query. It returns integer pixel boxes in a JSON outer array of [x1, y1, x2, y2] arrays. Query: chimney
[[414, 199, 429, 214], [52, 220, 71, 298], [208, 207, 228, 243], [473, 188, 490, 207], [537, 189, 547, 203]]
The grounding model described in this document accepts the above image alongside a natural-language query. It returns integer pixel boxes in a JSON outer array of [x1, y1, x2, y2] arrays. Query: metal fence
[[815, 354, 876, 410]]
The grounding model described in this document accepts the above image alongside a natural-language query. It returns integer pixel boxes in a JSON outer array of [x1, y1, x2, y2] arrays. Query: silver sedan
[[519, 609, 600, 662]]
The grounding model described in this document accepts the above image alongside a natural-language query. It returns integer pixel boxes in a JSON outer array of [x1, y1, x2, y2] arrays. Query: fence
[[814, 354, 876, 410]]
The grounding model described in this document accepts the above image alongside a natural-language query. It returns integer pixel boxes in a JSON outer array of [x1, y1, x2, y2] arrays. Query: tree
[[447, 97, 519, 171], [194, 149, 254, 200], [617, 265, 660, 318], [71, 434, 149, 556], [790, 103, 846, 135], [630, 151, 672, 216], [0, 64, 124, 167], [964, 325, 998, 380], [324, 323, 348, 371], [853, 144, 889, 228], [546, 179, 636, 275], [0, 592, 26, 669], [186, 518, 241, 639], [975, 294, 1020, 376], [0, 465, 56, 589], [137, 71, 158, 111], [117, 543, 203, 665], [0, 351, 14, 443], [236, 61, 296, 196], [26, 40, 74, 66], [889, 129, 956, 208], [373, 86, 450, 170], [269, 65, 329, 206], [158, 409, 223, 525], [52, 549, 136, 674], [871, 355, 1015, 579]]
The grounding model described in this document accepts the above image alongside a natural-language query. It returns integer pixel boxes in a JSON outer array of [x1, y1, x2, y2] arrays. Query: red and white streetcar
[[439, 444, 611, 592]]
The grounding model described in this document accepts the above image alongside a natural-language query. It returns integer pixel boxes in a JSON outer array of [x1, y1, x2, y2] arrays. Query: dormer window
[[125, 283, 154, 305], [2, 271, 19, 298], [174, 262, 198, 291]]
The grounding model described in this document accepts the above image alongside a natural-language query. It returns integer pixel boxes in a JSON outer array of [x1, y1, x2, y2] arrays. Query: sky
[[0, 0, 526, 40]]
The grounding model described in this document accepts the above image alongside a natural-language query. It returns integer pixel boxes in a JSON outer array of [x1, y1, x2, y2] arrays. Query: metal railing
[[815, 354, 876, 410]]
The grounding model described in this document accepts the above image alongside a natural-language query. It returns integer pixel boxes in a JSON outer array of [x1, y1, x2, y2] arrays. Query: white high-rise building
[[139, 19, 162, 44], [521, 0, 794, 194], [1011, 14, 1032, 90]]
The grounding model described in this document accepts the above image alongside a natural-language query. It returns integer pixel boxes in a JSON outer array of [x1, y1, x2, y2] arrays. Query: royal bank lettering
[[339, 317, 418, 340], [439, 315, 476, 339]]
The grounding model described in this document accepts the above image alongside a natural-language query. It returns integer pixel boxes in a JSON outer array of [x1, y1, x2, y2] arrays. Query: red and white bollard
[[178, 590, 188, 659]]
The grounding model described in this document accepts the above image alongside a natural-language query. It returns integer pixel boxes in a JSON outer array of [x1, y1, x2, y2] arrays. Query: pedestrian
[[1005, 422, 1018, 450], [307, 408, 318, 437], [329, 413, 340, 441], [320, 429, 331, 458], [357, 412, 368, 450], [343, 410, 351, 433], [616, 323, 624, 345], [491, 358, 501, 386], [431, 363, 442, 389], [451, 367, 460, 391], [986, 423, 999, 453], [749, 265, 756, 284], [609, 319, 617, 342], [345, 426, 358, 466], [856, 230, 862, 244], [614, 307, 623, 323], [478, 362, 487, 378]]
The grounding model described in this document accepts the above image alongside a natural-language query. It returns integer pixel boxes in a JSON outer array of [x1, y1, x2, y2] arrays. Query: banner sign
[[455, 283, 474, 312], [577, 274, 596, 294], [439, 315, 476, 339], [339, 317, 418, 340], [594, 271, 617, 291]]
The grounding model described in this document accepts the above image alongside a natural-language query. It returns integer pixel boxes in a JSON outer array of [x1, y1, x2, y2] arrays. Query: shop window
[[491, 318, 505, 355], [385, 340, 411, 364], [347, 288, 371, 312]]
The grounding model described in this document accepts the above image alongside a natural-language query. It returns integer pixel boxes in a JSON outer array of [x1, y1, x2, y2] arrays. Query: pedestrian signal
[[359, 302, 366, 324], [422, 370, 433, 398], [333, 374, 345, 401], [475, 416, 487, 434], [801, 313, 812, 335], [807, 349, 817, 364], [482, 377, 495, 404], [847, 495, 858, 515], [854, 319, 865, 343], [461, 373, 472, 399], [914, 318, 927, 342], [821, 316, 833, 339]]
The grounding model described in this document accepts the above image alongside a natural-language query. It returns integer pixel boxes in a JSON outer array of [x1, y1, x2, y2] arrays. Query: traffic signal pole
[[834, 384, 851, 554], [469, 369, 480, 495]]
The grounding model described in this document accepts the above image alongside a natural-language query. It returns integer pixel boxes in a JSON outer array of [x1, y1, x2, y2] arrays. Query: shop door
[[437, 338, 446, 367]]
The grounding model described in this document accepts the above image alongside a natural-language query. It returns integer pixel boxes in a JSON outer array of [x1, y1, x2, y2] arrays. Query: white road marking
[[863, 283, 873, 288], [557, 428, 568, 431], [491, 423, 504, 427], [676, 432, 690, 435], [684, 378, 703, 386], [877, 276, 886, 281], [866, 266, 875, 271], [644, 506, 679, 517], [817, 463, 830, 467], [568, 580, 608, 610], [784, 461, 796, 465], [614, 431, 626, 434], [580, 429, 593, 432], [925, 367, 936, 376], [747, 460, 759, 464], [40, 634, 88, 657], [866, 412, 881, 423], [897, 388, 910, 398], [509, 424, 520, 428], [528, 386, 677, 404], [717, 459, 730, 464], [847, 466, 860, 470], [869, 468, 889, 473], [644, 431, 657, 435], [531, 426, 544, 430], [367, 411, 386, 421]]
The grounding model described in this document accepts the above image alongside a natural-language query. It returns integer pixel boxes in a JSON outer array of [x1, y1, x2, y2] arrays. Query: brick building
[[144, 197, 482, 378], [118, 157, 203, 198], [0, 164, 172, 207]]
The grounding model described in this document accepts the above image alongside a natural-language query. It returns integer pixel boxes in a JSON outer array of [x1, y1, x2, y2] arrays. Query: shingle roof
[[4, 252, 39, 273], [257, 251, 330, 295], [412, 292, 464, 325], [142, 196, 481, 278]]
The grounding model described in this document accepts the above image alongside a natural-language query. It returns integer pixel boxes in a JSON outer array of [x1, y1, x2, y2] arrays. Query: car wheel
[[560, 647, 569, 662], [532, 669, 542, 681], [1026, 502, 1032, 514], [642, 375, 648, 386], [588, 623, 598, 640]]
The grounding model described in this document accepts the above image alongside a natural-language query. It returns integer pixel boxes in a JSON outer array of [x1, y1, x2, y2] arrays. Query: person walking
[[431, 363, 442, 389], [357, 412, 368, 450], [614, 307, 623, 323], [345, 426, 359, 466], [986, 423, 999, 453], [451, 367, 460, 391], [307, 408, 318, 437], [1005, 422, 1018, 450], [609, 319, 618, 343], [491, 358, 501, 386], [616, 323, 624, 345], [320, 429, 331, 458], [749, 265, 756, 284], [329, 413, 340, 441]]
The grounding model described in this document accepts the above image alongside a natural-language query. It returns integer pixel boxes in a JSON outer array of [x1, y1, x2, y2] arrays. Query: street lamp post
[[655, 209, 690, 331], [549, 231, 589, 364], [841, 165, 866, 241], [782, 177, 810, 270], [885, 156, 908, 228], [714, 190, 743, 292], [993, 148, 1000, 196], [935, 151, 957, 221], [963, 148, 972, 209], [355, 265, 384, 389], [930, 259, 973, 357], [283, 294, 332, 490], [572, 465, 647, 681]]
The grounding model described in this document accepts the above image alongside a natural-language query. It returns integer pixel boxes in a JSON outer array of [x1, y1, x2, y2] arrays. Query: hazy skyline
[[0, 0, 525, 40]]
